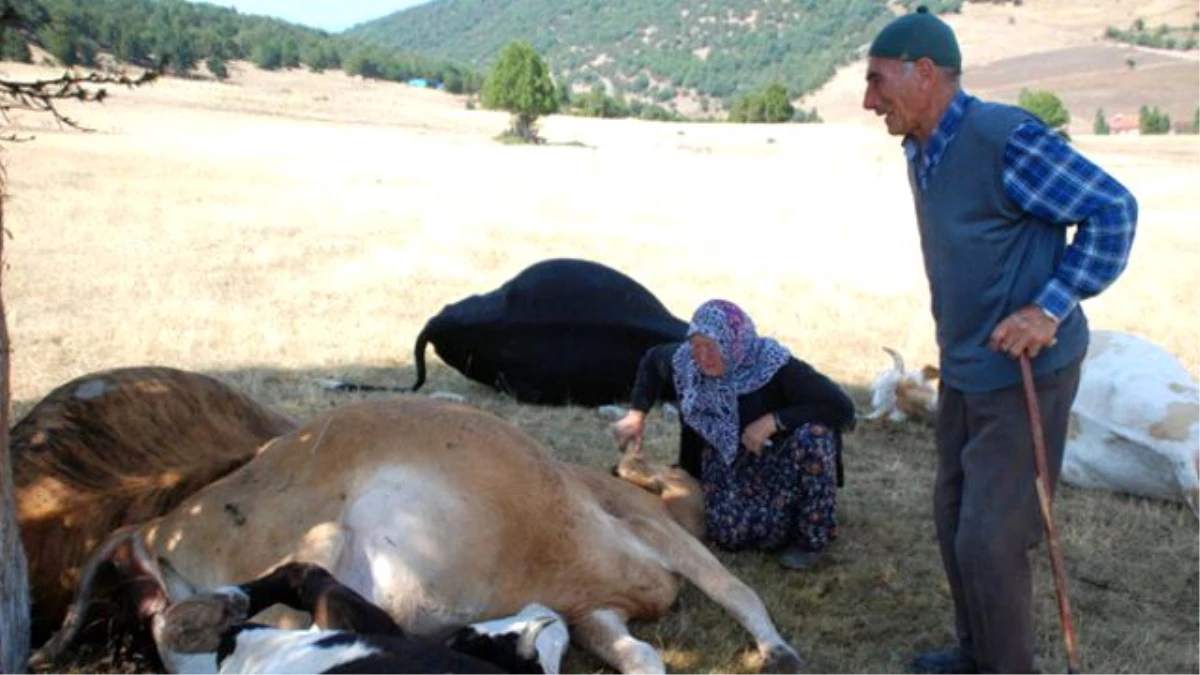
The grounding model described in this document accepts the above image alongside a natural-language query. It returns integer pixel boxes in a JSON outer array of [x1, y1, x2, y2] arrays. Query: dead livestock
[[37, 397, 803, 674], [12, 365, 297, 646], [860, 346, 939, 425], [154, 562, 566, 674], [1064, 330, 1199, 517], [408, 258, 688, 405]]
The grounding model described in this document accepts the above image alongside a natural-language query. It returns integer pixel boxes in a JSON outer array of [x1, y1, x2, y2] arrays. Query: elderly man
[[862, 6, 1137, 674]]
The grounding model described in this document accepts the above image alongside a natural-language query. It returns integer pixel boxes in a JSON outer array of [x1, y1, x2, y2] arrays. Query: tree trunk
[[510, 113, 540, 143], [0, 178, 31, 673]]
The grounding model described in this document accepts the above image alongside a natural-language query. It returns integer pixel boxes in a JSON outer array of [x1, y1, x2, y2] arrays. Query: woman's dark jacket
[[630, 342, 856, 482]]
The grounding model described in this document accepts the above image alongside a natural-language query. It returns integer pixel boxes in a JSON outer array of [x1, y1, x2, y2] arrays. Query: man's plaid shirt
[[905, 90, 1137, 322]]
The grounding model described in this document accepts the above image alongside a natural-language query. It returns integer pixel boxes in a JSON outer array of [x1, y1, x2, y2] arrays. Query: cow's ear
[[109, 535, 170, 620]]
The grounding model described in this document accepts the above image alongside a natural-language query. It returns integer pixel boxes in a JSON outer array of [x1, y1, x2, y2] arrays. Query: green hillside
[[345, 0, 906, 109]]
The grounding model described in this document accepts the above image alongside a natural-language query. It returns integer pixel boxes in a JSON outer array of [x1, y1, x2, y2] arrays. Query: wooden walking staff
[[1018, 354, 1081, 674]]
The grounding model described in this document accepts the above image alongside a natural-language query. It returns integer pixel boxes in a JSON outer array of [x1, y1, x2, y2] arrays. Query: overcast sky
[[205, 1, 431, 33]]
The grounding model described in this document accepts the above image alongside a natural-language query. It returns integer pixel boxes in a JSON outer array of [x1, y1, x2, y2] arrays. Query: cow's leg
[[570, 608, 664, 674], [629, 517, 805, 674]]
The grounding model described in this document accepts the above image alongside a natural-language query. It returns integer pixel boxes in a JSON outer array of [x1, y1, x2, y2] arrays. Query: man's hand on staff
[[989, 304, 1059, 359]]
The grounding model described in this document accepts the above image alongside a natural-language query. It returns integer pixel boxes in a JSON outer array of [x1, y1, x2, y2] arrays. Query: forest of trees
[[347, 0, 898, 112], [1105, 17, 1200, 51], [0, 0, 484, 93]]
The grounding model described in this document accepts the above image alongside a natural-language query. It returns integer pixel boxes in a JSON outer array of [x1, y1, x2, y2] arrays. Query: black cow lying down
[[414, 258, 689, 405], [329, 258, 688, 405]]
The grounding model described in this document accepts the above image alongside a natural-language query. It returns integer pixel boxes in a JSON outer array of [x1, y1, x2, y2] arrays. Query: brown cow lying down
[[12, 366, 297, 645], [36, 397, 803, 674]]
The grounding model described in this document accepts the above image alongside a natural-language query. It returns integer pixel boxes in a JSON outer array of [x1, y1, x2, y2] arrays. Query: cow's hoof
[[761, 645, 806, 674]]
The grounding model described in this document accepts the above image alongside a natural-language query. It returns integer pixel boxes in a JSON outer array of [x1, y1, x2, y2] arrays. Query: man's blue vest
[[910, 99, 1088, 393]]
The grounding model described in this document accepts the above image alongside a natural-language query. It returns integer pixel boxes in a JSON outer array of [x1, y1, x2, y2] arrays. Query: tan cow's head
[[612, 444, 705, 540]]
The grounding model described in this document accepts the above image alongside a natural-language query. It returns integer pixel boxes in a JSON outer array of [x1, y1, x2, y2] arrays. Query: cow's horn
[[515, 615, 558, 660], [883, 346, 906, 373]]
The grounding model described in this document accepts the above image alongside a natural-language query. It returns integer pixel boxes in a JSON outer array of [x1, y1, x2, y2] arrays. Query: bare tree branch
[[0, 69, 158, 137]]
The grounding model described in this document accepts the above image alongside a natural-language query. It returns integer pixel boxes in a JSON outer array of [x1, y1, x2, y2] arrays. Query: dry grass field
[[1, 34, 1197, 675]]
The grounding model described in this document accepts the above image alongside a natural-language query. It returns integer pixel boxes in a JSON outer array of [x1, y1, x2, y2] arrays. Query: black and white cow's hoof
[[761, 645, 806, 674]]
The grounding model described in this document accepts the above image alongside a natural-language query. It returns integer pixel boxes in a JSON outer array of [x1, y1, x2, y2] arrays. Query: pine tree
[[481, 40, 558, 142]]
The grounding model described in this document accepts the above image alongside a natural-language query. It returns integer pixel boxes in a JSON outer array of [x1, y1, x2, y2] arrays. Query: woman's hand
[[741, 413, 778, 456], [610, 409, 647, 453]]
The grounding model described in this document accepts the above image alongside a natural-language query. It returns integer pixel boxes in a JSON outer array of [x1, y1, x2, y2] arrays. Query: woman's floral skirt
[[702, 422, 839, 552]]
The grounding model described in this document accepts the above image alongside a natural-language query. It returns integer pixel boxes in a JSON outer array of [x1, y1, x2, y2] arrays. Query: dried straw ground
[[2, 55, 1196, 673]]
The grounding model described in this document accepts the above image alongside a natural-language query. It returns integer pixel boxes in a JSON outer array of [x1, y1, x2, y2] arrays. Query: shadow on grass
[[14, 361, 1198, 674]]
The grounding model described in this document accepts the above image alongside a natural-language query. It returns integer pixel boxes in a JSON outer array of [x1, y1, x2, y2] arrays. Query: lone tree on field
[[481, 40, 557, 143], [1018, 88, 1070, 136], [0, 64, 155, 673]]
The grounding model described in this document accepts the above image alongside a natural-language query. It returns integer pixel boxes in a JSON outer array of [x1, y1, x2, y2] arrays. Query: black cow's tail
[[319, 321, 433, 394], [408, 324, 431, 393]]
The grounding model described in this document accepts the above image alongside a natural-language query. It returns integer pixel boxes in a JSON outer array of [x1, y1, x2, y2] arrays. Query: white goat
[[861, 347, 939, 425]]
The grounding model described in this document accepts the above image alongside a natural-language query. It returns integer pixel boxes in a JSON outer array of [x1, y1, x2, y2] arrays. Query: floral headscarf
[[672, 299, 791, 465]]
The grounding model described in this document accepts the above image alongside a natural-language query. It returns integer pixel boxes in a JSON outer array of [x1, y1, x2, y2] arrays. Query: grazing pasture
[[2, 58, 1196, 673]]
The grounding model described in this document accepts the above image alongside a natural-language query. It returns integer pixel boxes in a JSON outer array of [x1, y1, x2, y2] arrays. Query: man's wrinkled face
[[863, 57, 922, 137]]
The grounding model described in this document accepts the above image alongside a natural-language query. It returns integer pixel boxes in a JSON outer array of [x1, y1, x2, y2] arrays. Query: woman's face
[[689, 334, 727, 377]]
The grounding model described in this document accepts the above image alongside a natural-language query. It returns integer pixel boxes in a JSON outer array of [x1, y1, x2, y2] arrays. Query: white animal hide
[[1063, 331, 1199, 518]]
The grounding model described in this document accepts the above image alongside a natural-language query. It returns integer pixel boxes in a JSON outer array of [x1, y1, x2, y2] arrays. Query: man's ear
[[914, 57, 938, 87]]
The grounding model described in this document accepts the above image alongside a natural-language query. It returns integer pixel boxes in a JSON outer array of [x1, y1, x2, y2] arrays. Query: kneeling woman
[[612, 299, 855, 570]]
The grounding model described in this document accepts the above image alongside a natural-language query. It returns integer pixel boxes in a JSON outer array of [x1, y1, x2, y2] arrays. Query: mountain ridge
[[345, 0, 898, 114]]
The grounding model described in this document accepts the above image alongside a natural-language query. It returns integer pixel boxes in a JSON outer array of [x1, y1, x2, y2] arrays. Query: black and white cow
[[152, 562, 567, 674], [212, 610, 561, 675]]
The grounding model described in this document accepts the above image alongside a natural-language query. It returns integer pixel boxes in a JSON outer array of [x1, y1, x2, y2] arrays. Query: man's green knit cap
[[868, 5, 961, 71]]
